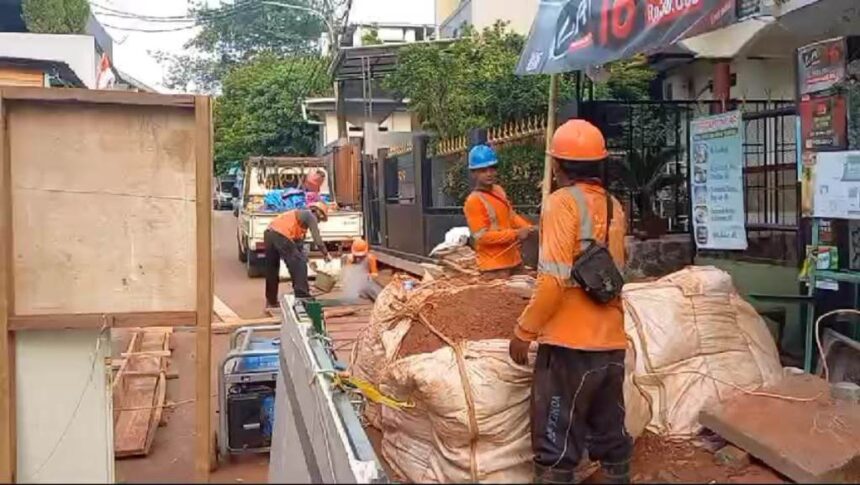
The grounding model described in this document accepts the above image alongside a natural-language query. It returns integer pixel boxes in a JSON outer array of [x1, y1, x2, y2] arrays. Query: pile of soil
[[397, 284, 530, 357], [584, 433, 785, 484]]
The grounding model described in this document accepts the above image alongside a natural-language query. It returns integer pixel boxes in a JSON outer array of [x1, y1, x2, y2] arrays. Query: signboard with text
[[800, 94, 848, 151], [690, 111, 748, 250], [517, 0, 736, 74], [797, 37, 846, 95]]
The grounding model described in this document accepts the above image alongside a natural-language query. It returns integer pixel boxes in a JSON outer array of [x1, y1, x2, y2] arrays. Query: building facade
[[435, 0, 540, 38]]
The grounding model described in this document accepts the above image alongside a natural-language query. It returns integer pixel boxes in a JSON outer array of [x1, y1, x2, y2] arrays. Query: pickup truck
[[236, 157, 363, 278]]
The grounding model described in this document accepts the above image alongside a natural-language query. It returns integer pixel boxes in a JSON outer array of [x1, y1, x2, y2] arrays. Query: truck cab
[[236, 157, 363, 278]]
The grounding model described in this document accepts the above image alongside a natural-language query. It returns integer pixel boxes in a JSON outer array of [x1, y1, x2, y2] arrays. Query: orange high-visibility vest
[[269, 210, 307, 240], [463, 185, 533, 271], [516, 182, 627, 351]]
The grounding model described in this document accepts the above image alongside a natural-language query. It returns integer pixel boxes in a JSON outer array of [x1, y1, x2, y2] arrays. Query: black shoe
[[600, 460, 630, 484], [534, 463, 575, 484]]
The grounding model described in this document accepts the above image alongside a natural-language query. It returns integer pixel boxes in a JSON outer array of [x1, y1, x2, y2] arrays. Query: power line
[[94, 1, 265, 33]]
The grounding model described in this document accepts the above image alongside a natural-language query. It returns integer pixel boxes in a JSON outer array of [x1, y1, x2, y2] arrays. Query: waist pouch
[[570, 242, 624, 304], [568, 188, 624, 304]]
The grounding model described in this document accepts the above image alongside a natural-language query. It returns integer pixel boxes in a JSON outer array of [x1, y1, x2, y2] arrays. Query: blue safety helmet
[[468, 144, 498, 170]]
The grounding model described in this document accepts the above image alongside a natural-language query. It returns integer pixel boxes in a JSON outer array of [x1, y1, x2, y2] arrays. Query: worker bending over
[[463, 144, 535, 278], [343, 237, 383, 300], [264, 202, 331, 308], [509, 120, 631, 484]]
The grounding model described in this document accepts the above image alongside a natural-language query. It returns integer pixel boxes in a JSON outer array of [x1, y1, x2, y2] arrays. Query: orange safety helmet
[[309, 201, 329, 221], [351, 237, 369, 257], [549, 119, 609, 162]]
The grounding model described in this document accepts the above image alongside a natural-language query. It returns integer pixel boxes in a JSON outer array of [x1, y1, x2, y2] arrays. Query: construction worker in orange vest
[[509, 120, 631, 484], [343, 237, 383, 300], [463, 144, 536, 278], [264, 201, 331, 308]]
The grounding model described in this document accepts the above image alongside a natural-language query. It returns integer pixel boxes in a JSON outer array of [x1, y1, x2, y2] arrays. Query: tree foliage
[[443, 141, 545, 207], [385, 23, 656, 139], [592, 55, 657, 101], [22, 0, 89, 34], [214, 54, 331, 173], [360, 26, 382, 46], [385, 23, 573, 138], [154, 0, 347, 93]]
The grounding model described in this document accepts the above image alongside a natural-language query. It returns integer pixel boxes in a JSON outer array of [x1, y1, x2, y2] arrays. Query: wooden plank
[[114, 330, 169, 457], [193, 95, 214, 481], [213, 295, 239, 321], [0, 93, 14, 484], [143, 373, 168, 455], [0, 86, 196, 108], [121, 350, 171, 358], [211, 317, 281, 335], [8, 101, 197, 315], [8, 311, 197, 330]]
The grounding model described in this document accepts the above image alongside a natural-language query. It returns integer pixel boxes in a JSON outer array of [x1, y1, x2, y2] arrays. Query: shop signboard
[[689, 110, 748, 250]]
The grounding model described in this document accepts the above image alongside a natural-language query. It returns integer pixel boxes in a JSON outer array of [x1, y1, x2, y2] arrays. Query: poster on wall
[[797, 37, 846, 95], [800, 94, 847, 151], [689, 110, 748, 250], [811, 150, 860, 219]]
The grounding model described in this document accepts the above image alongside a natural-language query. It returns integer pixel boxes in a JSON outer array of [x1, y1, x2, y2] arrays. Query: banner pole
[[542, 73, 559, 208]]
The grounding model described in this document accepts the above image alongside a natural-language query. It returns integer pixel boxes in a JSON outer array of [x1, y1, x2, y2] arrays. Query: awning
[[678, 16, 775, 59], [516, 0, 738, 75]]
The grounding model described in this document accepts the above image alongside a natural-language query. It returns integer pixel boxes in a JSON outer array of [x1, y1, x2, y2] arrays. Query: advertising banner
[[799, 94, 848, 151], [811, 151, 860, 220], [517, 0, 736, 75], [689, 111, 748, 250], [797, 37, 846, 95]]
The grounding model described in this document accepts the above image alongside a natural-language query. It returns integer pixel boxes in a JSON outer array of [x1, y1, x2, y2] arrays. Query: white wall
[[322, 111, 414, 146], [663, 57, 794, 102], [16, 329, 113, 483], [0, 33, 97, 88]]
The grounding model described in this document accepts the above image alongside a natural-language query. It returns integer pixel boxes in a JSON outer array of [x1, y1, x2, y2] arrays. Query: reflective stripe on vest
[[472, 191, 500, 240], [537, 186, 595, 282]]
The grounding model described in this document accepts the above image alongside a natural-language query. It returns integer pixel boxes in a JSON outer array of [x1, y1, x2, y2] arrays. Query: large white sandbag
[[622, 266, 783, 436]]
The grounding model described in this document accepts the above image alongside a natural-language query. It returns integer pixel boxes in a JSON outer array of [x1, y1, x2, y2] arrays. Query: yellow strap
[[333, 373, 414, 410]]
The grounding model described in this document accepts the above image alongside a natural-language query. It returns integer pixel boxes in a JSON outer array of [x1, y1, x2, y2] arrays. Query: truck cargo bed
[[269, 296, 386, 483]]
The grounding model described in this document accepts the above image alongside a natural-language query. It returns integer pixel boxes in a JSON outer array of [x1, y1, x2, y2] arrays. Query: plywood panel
[[8, 102, 197, 315], [15, 329, 113, 484]]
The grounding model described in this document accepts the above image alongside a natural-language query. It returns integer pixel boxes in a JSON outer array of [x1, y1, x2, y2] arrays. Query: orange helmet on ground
[[309, 201, 329, 221], [549, 119, 609, 162], [351, 237, 369, 257]]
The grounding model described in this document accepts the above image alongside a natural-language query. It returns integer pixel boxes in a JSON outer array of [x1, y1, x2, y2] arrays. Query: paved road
[[213, 209, 269, 319]]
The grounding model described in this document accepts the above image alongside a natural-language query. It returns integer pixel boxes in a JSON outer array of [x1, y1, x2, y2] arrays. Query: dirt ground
[[584, 433, 786, 484]]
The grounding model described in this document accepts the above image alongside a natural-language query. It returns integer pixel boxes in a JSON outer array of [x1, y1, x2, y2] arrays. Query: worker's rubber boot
[[600, 460, 630, 484], [534, 463, 575, 484]]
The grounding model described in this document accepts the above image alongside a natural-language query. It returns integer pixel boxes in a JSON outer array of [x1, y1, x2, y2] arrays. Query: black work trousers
[[531, 345, 632, 480], [264, 229, 310, 304]]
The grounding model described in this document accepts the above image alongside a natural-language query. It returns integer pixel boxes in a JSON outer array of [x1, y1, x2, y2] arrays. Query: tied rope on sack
[[622, 288, 826, 406]]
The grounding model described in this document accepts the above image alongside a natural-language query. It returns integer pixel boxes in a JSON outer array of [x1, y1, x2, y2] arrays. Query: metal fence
[[365, 100, 800, 263]]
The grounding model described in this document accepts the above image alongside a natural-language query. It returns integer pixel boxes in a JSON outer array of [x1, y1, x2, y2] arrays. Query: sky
[[95, 0, 435, 93]]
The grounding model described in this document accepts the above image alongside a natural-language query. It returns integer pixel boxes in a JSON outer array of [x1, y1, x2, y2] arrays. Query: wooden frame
[[0, 87, 212, 483]]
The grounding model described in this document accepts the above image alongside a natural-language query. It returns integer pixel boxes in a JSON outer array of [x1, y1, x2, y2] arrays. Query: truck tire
[[238, 236, 248, 263], [247, 258, 264, 278]]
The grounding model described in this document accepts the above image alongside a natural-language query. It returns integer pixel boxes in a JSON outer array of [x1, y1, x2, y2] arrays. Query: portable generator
[[216, 325, 281, 464]]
